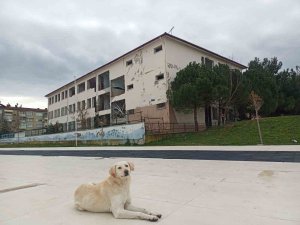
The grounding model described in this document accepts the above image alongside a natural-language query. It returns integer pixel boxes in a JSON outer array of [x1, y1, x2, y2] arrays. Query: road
[[0, 150, 299, 162]]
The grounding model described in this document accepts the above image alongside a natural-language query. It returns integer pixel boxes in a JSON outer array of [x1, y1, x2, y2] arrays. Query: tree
[[0, 117, 11, 135], [250, 91, 264, 144], [212, 64, 244, 125], [275, 66, 300, 115], [244, 57, 281, 115], [167, 62, 214, 130]]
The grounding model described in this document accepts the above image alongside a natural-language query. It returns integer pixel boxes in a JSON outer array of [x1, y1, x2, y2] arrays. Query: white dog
[[74, 161, 161, 222]]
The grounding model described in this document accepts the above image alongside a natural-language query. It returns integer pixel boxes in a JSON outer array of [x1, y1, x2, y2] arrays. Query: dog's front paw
[[148, 215, 159, 222]]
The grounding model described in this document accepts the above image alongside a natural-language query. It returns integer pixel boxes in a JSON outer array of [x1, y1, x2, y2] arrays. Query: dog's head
[[109, 161, 135, 178]]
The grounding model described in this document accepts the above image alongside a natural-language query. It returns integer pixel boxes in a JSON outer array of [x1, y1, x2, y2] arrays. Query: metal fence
[[145, 123, 206, 134]]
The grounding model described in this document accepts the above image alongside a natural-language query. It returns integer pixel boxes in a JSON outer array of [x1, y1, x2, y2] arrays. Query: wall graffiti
[[0, 123, 145, 144], [167, 63, 181, 71]]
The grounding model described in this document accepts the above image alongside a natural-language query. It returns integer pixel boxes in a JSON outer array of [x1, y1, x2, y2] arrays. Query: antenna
[[169, 26, 174, 34]]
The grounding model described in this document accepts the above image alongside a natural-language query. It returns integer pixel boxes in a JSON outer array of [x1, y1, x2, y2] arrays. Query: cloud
[[0, 0, 299, 108]]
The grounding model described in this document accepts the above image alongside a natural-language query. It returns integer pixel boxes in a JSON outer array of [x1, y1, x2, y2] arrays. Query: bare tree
[[250, 91, 264, 144]]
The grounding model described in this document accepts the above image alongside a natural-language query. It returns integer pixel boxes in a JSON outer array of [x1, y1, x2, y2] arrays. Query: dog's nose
[[124, 169, 129, 176]]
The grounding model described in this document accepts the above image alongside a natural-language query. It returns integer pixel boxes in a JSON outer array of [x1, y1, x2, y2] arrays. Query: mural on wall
[[0, 123, 145, 144]]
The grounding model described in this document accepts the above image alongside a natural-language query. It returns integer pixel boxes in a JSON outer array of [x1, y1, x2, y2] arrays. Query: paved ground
[[1, 145, 300, 162], [0, 146, 300, 225]]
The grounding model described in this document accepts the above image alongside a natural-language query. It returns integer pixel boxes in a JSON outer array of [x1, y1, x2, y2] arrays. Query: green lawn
[[1, 116, 299, 147], [147, 115, 300, 145]]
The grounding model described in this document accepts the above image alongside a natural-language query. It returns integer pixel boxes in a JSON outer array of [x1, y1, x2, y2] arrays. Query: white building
[[45, 33, 246, 132]]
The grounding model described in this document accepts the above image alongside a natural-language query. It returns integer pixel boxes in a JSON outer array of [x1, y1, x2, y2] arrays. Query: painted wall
[[0, 123, 145, 145]]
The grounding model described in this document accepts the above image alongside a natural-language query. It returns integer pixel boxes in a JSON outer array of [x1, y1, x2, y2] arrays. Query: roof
[[45, 33, 247, 97], [0, 105, 47, 112]]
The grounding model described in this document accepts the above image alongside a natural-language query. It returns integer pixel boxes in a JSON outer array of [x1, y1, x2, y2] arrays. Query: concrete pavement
[[0, 152, 300, 225]]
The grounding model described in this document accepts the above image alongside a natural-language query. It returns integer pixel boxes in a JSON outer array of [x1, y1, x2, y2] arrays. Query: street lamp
[[74, 75, 78, 147]]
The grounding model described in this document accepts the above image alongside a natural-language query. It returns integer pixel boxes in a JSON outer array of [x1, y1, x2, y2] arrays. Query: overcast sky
[[0, 0, 299, 109]]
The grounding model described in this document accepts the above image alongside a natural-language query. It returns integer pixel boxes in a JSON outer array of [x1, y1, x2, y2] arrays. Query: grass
[[147, 115, 300, 146], [0, 116, 299, 147]]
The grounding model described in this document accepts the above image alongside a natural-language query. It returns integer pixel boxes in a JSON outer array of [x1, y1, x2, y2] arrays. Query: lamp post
[[74, 75, 78, 147]]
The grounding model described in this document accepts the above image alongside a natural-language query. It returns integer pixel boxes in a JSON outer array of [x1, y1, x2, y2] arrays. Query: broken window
[[111, 76, 125, 97], [201, 56, 204, 64], [87, 77, 96, 91], [69, 87, 75, 97], [154, 45, 163, 53], [156, 73, 164, 81], [126, 59, 133, 66], [127, 84, 133, 90], [157, 102, 166, 109], [205, 57, 214, 69], [97, 93, 110, 111], [94, 114, 110, 127], [111, 99, 126, 124], [65, 90, 68, 99], [127, 109, 134, 115], [87, 98, 91, 109], [77, 82, 85, 93], [92, 97, 96, 108], [98, 71, 110, 90]]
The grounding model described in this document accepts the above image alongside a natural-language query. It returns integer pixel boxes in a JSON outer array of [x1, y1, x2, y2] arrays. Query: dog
[[74, 161, 162, 222]]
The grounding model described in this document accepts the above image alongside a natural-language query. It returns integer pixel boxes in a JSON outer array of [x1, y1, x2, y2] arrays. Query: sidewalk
[[0, 154, 300, 225], [1, 145, 300, 151]]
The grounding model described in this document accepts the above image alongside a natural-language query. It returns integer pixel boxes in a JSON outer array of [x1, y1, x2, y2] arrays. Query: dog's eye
[[125, 165, 128, 167], [117, 167, 122, 170]]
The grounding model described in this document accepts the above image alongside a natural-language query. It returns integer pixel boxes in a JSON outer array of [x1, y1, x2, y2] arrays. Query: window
[[69, 87, 75, 97], [61, 107, 64, 116], [98, 71, 110, 90], [92, 97, 96, 108], [62, 91, 65, 100], [87, 98, 91, 109], [82, 100, 85, 110], [126, 59, 133, 66], [87, 77, 96, 91], [65, 90, 68, 98], [127, 84, 133, 90], [77, 102, 81, 111], [157, 103, 166, 109], [111, 76, 125, 97], [205, 57, 214, 69], [156, 73, 164, 81], [78, 82, 85, 93], [58, 94, 60, 102], [55, 95, 58, 102], [154, 45, 162, 53], [69, 105, 73, 113], [51, 96, 54, 103], [48, 98, 51, 105], [64, 106, 68, 115], [127, 109, 134, 115]]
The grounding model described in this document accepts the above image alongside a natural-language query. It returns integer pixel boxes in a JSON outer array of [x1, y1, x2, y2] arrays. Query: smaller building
[[0, 104, 48, 132]]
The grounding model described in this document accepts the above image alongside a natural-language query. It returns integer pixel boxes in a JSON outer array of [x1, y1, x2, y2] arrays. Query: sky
[[0, 0, 299, 109]]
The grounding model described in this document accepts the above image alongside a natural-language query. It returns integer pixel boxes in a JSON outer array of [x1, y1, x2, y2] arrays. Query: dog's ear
[[109, 165, 116, 177], [128, 162, 135, 171]]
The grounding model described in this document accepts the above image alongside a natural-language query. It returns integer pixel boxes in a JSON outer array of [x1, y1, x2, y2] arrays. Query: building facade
[[46, 33, 246, 131], [0, 104, 47, 132]]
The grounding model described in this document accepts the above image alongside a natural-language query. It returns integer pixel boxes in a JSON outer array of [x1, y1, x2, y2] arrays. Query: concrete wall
[[0, 123, 145, 145], [47, 34, 244, 129]]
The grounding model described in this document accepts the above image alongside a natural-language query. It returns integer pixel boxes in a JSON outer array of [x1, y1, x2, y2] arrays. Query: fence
[[145, 123, 206, 134]]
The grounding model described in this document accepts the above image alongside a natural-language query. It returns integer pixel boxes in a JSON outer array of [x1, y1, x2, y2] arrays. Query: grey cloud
[[0, 0, 300, 107]]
